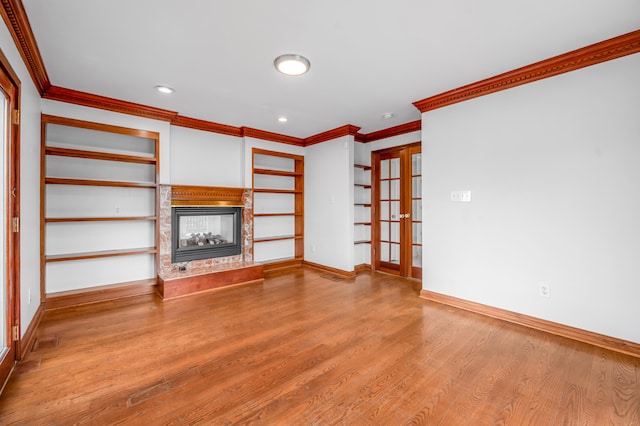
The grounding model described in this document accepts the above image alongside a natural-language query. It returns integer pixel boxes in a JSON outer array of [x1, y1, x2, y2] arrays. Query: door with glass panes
[[372, 143, 421, 279]]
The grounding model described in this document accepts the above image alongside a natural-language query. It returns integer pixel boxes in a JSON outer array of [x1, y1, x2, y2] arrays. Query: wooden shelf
[[254, 235, 303, 243], [45, 247, 157, 263], [355, 222, 372, 226], [45, 146, 156, 164], [354, 240, 371, 245], [355, 183, 372, 188], [355, 203, 372, 207], [354, 164, 372, 170], [45, 177, 157, 188], [253, 168, 301, 177], [46, 216, 156, 223]]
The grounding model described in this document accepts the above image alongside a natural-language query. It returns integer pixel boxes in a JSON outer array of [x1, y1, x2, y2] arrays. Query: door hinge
[[12, 217, 19, 233], [11, 109, 20, 125], [12, 325, 19, 341]]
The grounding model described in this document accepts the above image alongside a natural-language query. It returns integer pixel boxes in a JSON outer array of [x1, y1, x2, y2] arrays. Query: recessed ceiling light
[[382, 113, 394, 120], [274, 54, 310, 76], [278, 116, 288, 123], [155, 85, 174, 94]]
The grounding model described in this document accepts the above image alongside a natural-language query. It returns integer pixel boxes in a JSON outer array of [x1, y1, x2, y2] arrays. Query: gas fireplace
[[171, 206, 242, 263]]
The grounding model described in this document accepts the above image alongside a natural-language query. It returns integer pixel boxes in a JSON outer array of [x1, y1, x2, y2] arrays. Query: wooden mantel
[[171, 185, 246, 206]]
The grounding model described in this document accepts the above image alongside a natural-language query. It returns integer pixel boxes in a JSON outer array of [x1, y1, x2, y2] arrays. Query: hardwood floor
[[1, 267, 639, 424]]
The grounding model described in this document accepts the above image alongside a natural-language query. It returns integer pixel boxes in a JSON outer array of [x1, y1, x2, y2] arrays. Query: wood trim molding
[[170, 185, 247, 206], [45, 279, 157, 311], [413, 30, 640, 113], [19, 302, 44, 359], [357, 120, 421, 143], [171, 115, 243, 137], [420, 290, 640, 359], [302, 261, 356, 278], [241, 127, 304, 146], [0, 0, 50, 94], [304, 124, 361, 146], [43, 86, 179, 122]]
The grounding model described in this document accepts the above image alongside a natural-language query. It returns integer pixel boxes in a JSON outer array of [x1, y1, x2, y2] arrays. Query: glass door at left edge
[[0, 57, 20, 388]]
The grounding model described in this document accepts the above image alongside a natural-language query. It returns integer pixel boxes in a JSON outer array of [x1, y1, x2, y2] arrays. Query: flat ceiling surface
[[23, 0, 640, 137]]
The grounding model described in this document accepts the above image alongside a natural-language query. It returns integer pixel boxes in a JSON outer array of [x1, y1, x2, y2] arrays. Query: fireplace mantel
[[171, 185, 245, 206]]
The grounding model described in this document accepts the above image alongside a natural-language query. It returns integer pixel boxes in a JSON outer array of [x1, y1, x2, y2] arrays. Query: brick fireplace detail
[[157, 185, 263, 299]]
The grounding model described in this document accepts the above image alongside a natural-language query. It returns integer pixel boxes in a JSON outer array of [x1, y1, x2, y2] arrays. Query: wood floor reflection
[[1, 267, 638, 424]]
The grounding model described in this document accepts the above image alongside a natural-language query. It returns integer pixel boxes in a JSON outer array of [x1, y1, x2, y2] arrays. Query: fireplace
[[158, 185, 261, 300], [171, 206, 242, 263]]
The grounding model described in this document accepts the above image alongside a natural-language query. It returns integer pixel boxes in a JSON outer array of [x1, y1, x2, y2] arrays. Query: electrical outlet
[[115, 206, 120, 214], [539, 283, 550, 298]]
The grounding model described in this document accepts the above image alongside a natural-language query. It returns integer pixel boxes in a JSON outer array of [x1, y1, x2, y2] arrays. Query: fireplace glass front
[[172, 206, 242, 263]]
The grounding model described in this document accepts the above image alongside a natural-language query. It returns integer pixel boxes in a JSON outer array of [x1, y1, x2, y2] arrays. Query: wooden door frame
[[371, 141, 421, 278], [0, 47, 20, 388]]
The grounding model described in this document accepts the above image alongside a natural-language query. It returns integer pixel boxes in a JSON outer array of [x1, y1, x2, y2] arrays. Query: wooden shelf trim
[[45, 146, 156, 164], [354, 240, 371, 245], [355, 184, 372, 188], [45, 177, 157, 188], [354, 164, 372, 170], [253, 168, 301, 177], [254, 235, 303, 243], [45, 216, 156, 223], [354, 203, 372, 207], [45, 247, 157, 263], [354, 222, 372, 226]]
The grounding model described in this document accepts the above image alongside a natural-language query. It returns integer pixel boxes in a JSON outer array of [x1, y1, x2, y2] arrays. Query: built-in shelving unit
[[41, 115, 160, 297], [252, 149, 304, 267], [354, 163, 372, 267]]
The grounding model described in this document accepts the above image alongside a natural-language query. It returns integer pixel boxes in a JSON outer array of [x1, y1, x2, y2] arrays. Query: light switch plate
[[451, 190, 471, 202]]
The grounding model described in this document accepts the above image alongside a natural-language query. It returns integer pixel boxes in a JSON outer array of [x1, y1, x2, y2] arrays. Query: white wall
[[305, 137, 354, 271], [421, 53, 640, 343], [365, 131, 421, 155], [0, 23, 42, 335], [170, 126, 243, 187]]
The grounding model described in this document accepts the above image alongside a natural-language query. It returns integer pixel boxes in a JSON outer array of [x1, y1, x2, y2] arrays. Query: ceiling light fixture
[[278, 116, 288, 123], [382, 113, 394, 120], [155, 85, 174, 94], [274, 54, 310, 76]]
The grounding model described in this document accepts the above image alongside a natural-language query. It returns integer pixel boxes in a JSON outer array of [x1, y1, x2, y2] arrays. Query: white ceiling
[[23, 0, 640, 138]]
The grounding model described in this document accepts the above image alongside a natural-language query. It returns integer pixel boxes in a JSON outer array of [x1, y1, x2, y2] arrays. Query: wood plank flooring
[[1, 267, 639, 424]]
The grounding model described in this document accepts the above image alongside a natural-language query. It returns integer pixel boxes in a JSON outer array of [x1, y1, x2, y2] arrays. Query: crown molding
[[0, 0, 50, 94], [240, 127, 304, 146], [43, 86, 179, 122], [304, 124, 361, 146], [171, 115, 242, 137], [357, 120, 421, 143], [414, 30, 640, 113]]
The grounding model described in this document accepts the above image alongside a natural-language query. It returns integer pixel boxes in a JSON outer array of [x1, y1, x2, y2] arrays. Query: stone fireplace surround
[[157, 185, 264, 299]]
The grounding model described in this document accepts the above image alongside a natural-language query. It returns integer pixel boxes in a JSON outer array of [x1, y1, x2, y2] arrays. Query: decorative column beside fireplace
[[157, 185, 263, 299]]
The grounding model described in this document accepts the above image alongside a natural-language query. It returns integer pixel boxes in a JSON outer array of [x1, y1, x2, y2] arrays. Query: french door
[[373, 142, 421, 279]]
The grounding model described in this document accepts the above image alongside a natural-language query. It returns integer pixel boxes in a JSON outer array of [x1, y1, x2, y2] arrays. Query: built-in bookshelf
[[41, 115, 159, 297], [252, 149, 304, 267], [354, 163, 372, 267]]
